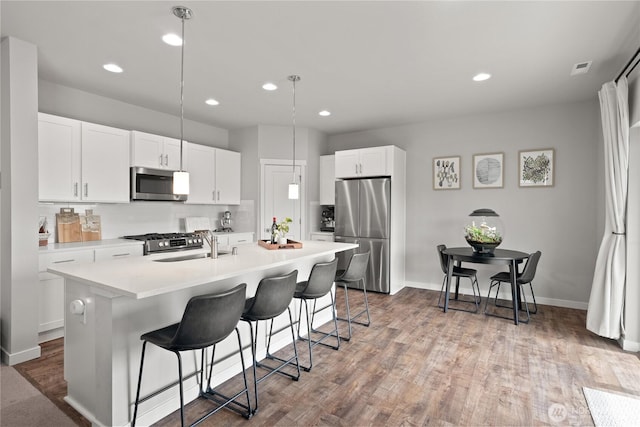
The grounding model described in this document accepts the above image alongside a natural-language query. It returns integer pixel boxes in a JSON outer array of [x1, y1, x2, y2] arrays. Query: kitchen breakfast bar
[[48, 240, 357, 427]]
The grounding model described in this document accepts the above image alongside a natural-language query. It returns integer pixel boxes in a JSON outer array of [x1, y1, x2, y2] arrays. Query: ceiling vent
[[571, 61, 592, 76]]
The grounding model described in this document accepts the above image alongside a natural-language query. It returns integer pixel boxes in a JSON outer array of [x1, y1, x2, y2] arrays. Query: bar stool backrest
[[518, 251, 542, 284], [299, 258, 338, 299], [244, 270, 298, 320], [171, 283, 247, 351], [437, 244, 449, 275], [338, 252, 369, 283]]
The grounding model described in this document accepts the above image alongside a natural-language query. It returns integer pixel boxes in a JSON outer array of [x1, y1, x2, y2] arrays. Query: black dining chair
[[132, 283, 251, 427], [294, 258, 339, 371], [240, 270, 300, 414], [484, 251, 541, 323], [334, 252, 371, 341], [437, 244, 481, 313]]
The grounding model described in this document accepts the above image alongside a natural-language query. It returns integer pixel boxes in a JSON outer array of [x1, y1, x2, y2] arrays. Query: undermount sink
[[153, 251, 230, 262]]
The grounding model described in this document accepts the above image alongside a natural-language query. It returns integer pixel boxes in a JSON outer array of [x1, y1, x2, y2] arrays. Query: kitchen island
[[48, 240, 357, 427]]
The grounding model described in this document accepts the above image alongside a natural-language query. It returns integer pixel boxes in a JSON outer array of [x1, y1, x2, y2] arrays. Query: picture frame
[[433, 156, 461, 190], [519, 148, 554, 187], [473, 152, 504, 189]]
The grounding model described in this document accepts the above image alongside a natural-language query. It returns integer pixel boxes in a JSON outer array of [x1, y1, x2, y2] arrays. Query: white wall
[[1, 37, 41, 364], [329, 100, 601, 308], [39, 80, 229, 148]]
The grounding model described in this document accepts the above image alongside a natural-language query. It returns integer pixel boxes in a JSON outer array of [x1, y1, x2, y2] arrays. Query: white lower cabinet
[[38, 243, 143, 342], [310, 232, 335, 242], [214, 232, 254, 248]]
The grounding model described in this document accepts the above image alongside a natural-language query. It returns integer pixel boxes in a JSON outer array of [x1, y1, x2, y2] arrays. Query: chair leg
[[337, 283, 353, 341], [528, 282, 538, 314], [337, 279, 371, 336], [132, 341, 147, 427], [438, 274, 480, 313], [175, 352, 185, 427], [262, 308, 301, 381]]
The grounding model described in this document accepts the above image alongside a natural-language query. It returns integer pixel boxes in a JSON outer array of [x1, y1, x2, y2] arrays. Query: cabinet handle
[[217, 190, 220, 201], [74, 182, 78, 197], [164, 154, 169, 166], [355, 164, 358, 174], [53, 259, 75, 264], [237, 239, 247, 243], [84, 183, 88, 197], [112, 253, 130, 257], [159, 154, 164, 167], [359, 164, 363, 174]]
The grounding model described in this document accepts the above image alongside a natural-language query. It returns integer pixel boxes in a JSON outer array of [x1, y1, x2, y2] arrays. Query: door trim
[[260, 159, 307, 241]]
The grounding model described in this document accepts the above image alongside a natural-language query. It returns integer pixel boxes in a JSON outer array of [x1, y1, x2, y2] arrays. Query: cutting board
[[56, 208, 82, 243], [185, 217, 211, 232], [80, 209, 102, 242]]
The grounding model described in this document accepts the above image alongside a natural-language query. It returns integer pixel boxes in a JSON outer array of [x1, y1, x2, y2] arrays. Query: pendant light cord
[[179, 14, 186, 172], [292, 77, 296, 179]]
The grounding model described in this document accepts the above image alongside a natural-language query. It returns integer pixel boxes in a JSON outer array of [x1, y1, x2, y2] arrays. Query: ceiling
[[2, 1, 639, 135]]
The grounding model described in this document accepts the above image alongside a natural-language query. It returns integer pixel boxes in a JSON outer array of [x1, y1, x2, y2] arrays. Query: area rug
[[583, 387, 640, 427]]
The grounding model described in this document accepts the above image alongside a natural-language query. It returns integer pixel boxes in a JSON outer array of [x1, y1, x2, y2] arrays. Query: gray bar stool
[[294, 258, 339, 371], [335, 252, 371, 341], [240, 270, 300, 414], [132, 283, 251, 427]]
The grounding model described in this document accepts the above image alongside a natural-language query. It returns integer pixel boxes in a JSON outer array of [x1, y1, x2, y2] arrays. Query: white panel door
[[184, 142, 215, 204], [130, 131, 164, 169], [359, 147, 388, 176], [335, 150, 360, 178], [81, 122, 130, 202], [262, 164, 302, 241], [38, 113, 81, 201], [163, 137, 182, 171]]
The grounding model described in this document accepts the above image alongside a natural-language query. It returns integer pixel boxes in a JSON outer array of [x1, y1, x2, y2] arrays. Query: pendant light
[[172, 5, 192, 195], [288, 75, 300, 200]]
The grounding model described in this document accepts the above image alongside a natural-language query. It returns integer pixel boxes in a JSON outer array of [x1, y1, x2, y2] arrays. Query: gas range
[[123, 232, 203, 255]]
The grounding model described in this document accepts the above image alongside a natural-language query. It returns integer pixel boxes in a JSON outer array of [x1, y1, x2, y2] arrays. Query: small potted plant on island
[[277, 217, 293, 245]]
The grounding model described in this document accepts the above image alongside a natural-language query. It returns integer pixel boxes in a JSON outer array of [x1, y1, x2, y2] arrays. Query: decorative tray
[[258, 239, 303, 250]]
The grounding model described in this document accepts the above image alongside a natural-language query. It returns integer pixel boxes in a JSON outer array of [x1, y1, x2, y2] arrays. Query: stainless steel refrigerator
[[334, 178, 391, 293]]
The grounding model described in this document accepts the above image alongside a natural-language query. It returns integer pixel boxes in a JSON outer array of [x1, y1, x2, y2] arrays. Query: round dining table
[[442, 247, 529, 325]]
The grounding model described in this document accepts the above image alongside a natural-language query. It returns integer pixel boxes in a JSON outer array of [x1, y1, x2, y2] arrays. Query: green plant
[[464, 223, 502, 244], [277, 217, 293, 235]]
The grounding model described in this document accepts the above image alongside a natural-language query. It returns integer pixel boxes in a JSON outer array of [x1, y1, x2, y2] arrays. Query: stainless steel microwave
[[130, 167, 187, 202]]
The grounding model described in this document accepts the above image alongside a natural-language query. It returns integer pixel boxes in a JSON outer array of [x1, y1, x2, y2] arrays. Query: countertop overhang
[[48, 240, 357, 299]]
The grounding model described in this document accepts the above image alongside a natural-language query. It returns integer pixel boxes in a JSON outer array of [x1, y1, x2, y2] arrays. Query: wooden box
[[258, 239, 303, 250]]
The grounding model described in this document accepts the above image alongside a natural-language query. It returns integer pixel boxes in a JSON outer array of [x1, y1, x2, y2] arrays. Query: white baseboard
[[1, 344, 41, 366], [403, 281, 588, 310], [619, 337, 640, 352]]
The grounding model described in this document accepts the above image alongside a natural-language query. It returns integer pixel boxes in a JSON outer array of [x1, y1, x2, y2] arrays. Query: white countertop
[[48, 240, 357, 300], [38, 238, 143, 254]]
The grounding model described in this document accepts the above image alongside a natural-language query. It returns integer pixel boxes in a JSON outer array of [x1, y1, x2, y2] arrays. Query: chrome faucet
[[197, 230, 218, 259]]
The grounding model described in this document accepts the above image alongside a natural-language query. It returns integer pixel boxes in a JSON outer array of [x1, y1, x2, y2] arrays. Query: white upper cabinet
[[38, 113, 81, 202], [335, 146, 389, 178], [130, 131, 181, 170], [215, 149, 241, 205], [319, 155, 335, 205], [81, 122, 130, 203], [184, 142, 241, 205], [38, 113, 130, 203]]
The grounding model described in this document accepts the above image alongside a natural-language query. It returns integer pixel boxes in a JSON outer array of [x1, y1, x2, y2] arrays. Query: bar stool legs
[[296, 293, 340, 372], [336, 278, 371, 341]]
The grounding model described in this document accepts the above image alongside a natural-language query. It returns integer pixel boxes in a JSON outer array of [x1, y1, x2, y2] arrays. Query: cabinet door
[[335, 150, 360, 178], [130, 131, 164, 169], [38, 275, 65, 334], [184, 142, 216, 204], [215, 149, 241, 205], [38, 113, 81, 201], [81, 122, 130, 202], [163, 137, 182, 171], [359, 147, 388, 176], [319, 155, 335, 205]]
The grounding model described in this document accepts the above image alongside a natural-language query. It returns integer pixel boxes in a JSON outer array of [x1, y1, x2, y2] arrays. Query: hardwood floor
[[15, 287, 640, 426]]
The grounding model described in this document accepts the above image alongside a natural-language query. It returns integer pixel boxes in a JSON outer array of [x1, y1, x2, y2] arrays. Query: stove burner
[[123, 232, 203, 255]]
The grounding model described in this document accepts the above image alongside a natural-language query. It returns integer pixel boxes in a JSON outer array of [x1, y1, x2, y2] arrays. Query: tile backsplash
[[39, 200, 256, 243]]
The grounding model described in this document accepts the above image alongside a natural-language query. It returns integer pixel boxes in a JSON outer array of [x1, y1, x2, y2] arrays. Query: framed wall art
[[473, 152, 504, 189], [519, 148, 554, 187], [433, 156, 460, 190]]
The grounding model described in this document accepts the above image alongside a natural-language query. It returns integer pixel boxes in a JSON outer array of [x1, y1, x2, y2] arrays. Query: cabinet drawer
[[228, 233, 253, 246], [39, 249, 94, 272], [94, 245, 143, 261], [310, 233, 334, 242]]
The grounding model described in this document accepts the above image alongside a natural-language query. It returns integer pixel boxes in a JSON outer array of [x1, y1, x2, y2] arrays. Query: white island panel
[[54, 240, 357, 427]]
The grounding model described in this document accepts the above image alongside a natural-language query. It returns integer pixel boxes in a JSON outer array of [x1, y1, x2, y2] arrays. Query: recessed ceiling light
[[205, 98, 219, 106], [162, 33, 182, 46], [472, 72, 491, 82], [319, 110, 331, 117], [262, 82, 278, 91], [103, 63, 123, 73]]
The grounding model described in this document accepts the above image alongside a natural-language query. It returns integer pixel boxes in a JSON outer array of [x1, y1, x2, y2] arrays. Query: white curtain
[[586, 78, 629, 339]]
